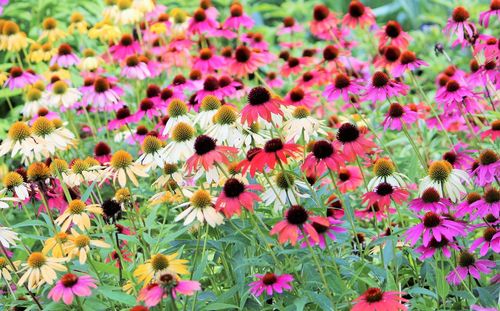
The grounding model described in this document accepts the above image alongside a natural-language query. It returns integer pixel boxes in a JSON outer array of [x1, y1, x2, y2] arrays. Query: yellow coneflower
[[79, 48, 101, 71], [0, 256, 20, 281], [65, 229, 110, 264], [55, 199, 103, 231], [88, 18, 122, 43], [18, 252, 67, 290], [68, 12, 88, 34], [0, 171, 29, 200], [133, 253, 189, 286], [39, 17, 67, 43], [42, 232, 71, 258], [43, 64, 70, 81], [0, 71, 7, 85], [169, 8, 189, 36], [101, 150, 148, 188], [0, 21, 29, 52]]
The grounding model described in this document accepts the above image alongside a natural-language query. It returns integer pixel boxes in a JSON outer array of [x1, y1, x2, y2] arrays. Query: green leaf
[[98, 286, 136, 306], [435, 266, 449, 301]]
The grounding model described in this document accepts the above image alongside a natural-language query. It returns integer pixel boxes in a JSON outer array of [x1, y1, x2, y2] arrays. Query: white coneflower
[[133, 0, 155, 13], [39, 17, 67, 43], [282, 106, 326, 143], [194, 95, 222, 129], [79, 49, 101, 71], [0, 256, 19, 281], [136, 136, 168, 170], [162, 99, 192, 136], [55, 199, 103, 232], [261, 172, 309, 212], [0, 122, 40, 165], [152, 163, 184, 189], [101, 150, 148, 187], [22, 87, 47, 118], [1, 171, 29, 200], [164, 122, 195, 163], [241, 123, 268, 149], [419, 160, 470, 203], [368, 158, 408, 190], [0, 226, 19, 247], [31, 117, 75, 158], [114, 0, 143, 25], [45, 80, 81, 109], [175, 189, 224, 227], [206, 105, 245, 148], [63, 158, 103, 187], [18, 252, 66, 290]]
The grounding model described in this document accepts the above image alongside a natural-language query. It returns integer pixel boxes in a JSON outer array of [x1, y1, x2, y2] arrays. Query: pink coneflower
[[481, 120, 500, 141], [137, 275, 201, 307], [296, 71, 322, 88], [109, 34, 141, 61], [85, 77, 121, 109], [415, 236, 460, 260], [352, 288, 408, 311], [94, 141, 112, 164], [266, 72, 284, 88], [446, 251, 495, 285], [195, 76, 225, 102], [283, 87, 317, 108], [248, 138, 301, 174], [473, 36, 499, 61], [224, 3, 254, 30], [470, 188, 500, 219], [241, 33, 269, 51], [470, 227, 500, 256], [277, 16, 303, 35], [479, 0, 500, 27], [50, 43, 79, 67], [377, 20, 411, 48], [4, 67, 38, 90], [363, 71, 409, 103], [310, 4, 339, 40], [241, 87, 283, 126], [215, 178, 263, 218], [327, 195, 345, 219], [409, 188, 452, 214], [281, 57, 303, 77], [405, 212, 466, 246], [249, 272, 293, 297], [121, 55, 151, 80], [374, 45, 401, 69], [185, 135, 238, 175], [334, 123, 377, 162], [236, 147, 262, 178], [107, 106, 141, 130], [455, 192, 482, 218], [442, 143, 476, 170], [444, 7, 476, 44], [472, 149, 499, 186], [299, 218, 346, 249], [139, 56, 162, 78], [158, 87, 185, 109], [134, 98, 161, 120], [217, 75, 240, 98], [355, 202, 396, 222], [193, 48, 224, 73], [229, 45, 268, 77], [302, 140, 345, 176], [362, 182, 409, 209], [337, 166, 363, 193], [47, 273, 97, 305], [435, 79, 475, 106], [382, 102, 418, 130], [270, 205, 329, 245], [392, 50, 428, 77], [342, 1, 376, 29], [188, 8, 218, 34], [323, 73, 363, 102]]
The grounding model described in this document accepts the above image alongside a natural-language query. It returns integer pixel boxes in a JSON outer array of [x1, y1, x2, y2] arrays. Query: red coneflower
[[240, 86, 283, 126], [248, 138, 301, 174], [310, 4, 339, 40], [215, 178, 263, 218], [185, 135, 238, 175], [334, 123, 376, 161], [302, 140, 345, 176], [352, 288, 408, 311], [229, 45, 268, 77], [362, 182, 409, 209], [377, 20, 411, 48]]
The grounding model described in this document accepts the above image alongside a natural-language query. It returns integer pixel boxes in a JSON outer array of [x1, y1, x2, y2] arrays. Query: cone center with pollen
[[348, 1, 365, 17], [71, 159, 89, 174], [292, 106, 310, 119], [446, 80, 460, 92], [27, 88, 43, 101], [3, 172, 23, 188], [338, 168, 350, 181], [94, 78, 110, 93], [334, 74, 350, 89], [32, 117, 55, 136], [275, 172, 294, 189], [313, 5, 329, 21], [286, 205, 308, 225], [168, 99, 188, 117], [68, 200, 86, 215], [337, 123, 360, 143], [372, 72, 389, 88], [74, 235, 90, 248], [8, 122, 31, 141], [248, 87, 271, 106], [149, 254, 168, 271], [373, 158, 395, 177], [364, 288, 383, 303], [27, 163, 50, 181], [452, 6, 469, 22], [264, 139, 284, 153], [483, 227, 496, 242], [111, 150, 133, 169], [467, 192, 481, 205], [484, 188, 499, 204], [3, 21, 20, 35], [27, 252, 46, 268], [56, 232, 69, 243], [479, 149, 498, 165], [201, 95, 221, 111], [223, 178, 245, 198], [491, 120, 500, 131], [423, 212, 441, 228], [262, 272, 277, 285], [61, 273, 79, 287], [458, 251, 475, 267], [215, 106, 237, 125], [190, 190, 211, 209], [194, 135, 216, 155], [385, 21, 401, 38], [142, 136, 162, 154], [428, 161, 452, 182], [421, 188, 440, 203], [0, 257, 7, 268], [171, 122, 194, 142], [235, 46, 251, 63]]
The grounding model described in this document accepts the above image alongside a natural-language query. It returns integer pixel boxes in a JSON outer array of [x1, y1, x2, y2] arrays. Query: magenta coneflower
[[159, 87, 185, 109], [270, 205, 329, 245], [334, 123, 376, 162], [185, 135, 237, 175], [266, 72, 284, 88], [392, 50, 428, 77], [4, 67, 38, 90], [48, 273, 97, 305], [342, 1, 376, 29], [479, 0, 500, 27], [188, 8, 218, 34], [337, 166, 363, 193], [446, 251, 495, 285], [229, 45, 268, 77], [481, 120, 500, 141], [374, 45, 401, 69], [195, 76, 225, 102], [283, 87, 317, 108], [473, 36, 499, 61], [444, 7, 476, 44], [215, 178, 263, 218], [377, 20, 411, 48], [299, 218, 346, 249], [50, 43, 79, 67], [352, 288, 408, 311], [296, 71, 322, 88], [249, 272, 293, 297], [107, 106, 140, 130], [470, 188, 499, 219], [241, 87, 283, 126], [470, 227, 500, 256], [455, 192, 482, 218], [236, 147, 262, 178], [310, 4, 339, 40], [193, 48, 224, 73], [137, 276, 201, 307], [217, 75, 240, 98], [134, 98, 161, 120], [415, 236, 460, 260], [355, 202, 396, 222], [249, 138, 301, 174], [302, 140, 345, 176], [472, 149, 499, 186], [363, 71, 409, 103], [362, 182, 409, 209], [277, 16, 303, 35], [94, 141, 112, 164], [409, 188, 452, 214], [121, 55, 151, 80], [109, 34, 141, 61], [435, 79, 475, 106], [323, 73, 363, 102], [405, 212, 466, 246], [442, 143, 476, 170], [224, 3, 254, 30], [382, 102, 418, 130]]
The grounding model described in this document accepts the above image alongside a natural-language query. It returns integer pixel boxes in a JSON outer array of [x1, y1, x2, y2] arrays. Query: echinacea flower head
[[55, 199, 103, 232], [0, 226, 19, 248], [18, 252, 67, 290], [133, 253, 189, 286], [342, 1, 376, 29], [102, 150, 148, 187], [335, 123, 376, 162], [419, 160, 470, 203], [415, 236, 460, 260], [323, 73, 363, 103], [185, 135, 238, 175], [215, 178, 263, 218], [470, 188, 500, 219], [377, 20, 411, 48], [310, 4, 338, 40], [224, 3, 254, 30], [137, 273, 201, 307], [362, 182, 409, 209], [249, 272, 293, 297], [409, 187, 452, 214], [66, 229, 110, 264], [352, 288, 408, 311], [50, 43, 80, 68], [444, 6, 476, 45], [368, 158, 407, 189], [302, 140, 345, 176], [48, 273, 97, 304], [1, 171, 29, 200], [175, 189, 224, 227], [382, 102, 418, 130], [363, 71, 408, 103], [248, 138, 302, 174], [392, 50, 428, 77], [405, 211, 466, 247], [479, 0, 500, 27], [446, 251, 495, 285], [473, 149, 499, 186], [470, 227, 500, 256]]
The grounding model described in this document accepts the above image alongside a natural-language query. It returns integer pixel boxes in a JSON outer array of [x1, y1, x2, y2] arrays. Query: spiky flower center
[[248, 87, 271, 106], [423, 212, 441, 228], [61, 273, 79, 287], [264, 138, 284, 153], [194, 135, 216, 155], [286, 205, 308, 225], [111, 150, 133, 169], [171, 122, 194, 142], [428, 160, 452, 182], [27, 88, 43, 101], [32, 117, 55, 136], [27, 162, 50, 181], [27, 252, 46, 268], [373, 158, 395, 177], [190, 190, 212, 209], [50, 159, 69, 175], [452, 6, 469, 22], [421, 188, 440, 203], [42, 17, 57, 30], [168, 99, 188, 117], [201, 95, 221, 111], [275, 172, 294, 189], [214, 106, 237, 125], [364, 288, 383, 303], [458, 251, 475, 267], [388, 103, 404, 118], [74, 235, 90, 248], [336, 123, 360, 143], [479, 149, 498, 165], [142, 136, 163, 154], [484, 188, 499, 204], [3, 172, 24, 188], [262, 272, 277, 285], [312, 140, 334, 159], [68, 199, 86, 215], [8, 122, 31, 141], [292, 106, 310, 119], [223, 178, 245, 198]]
